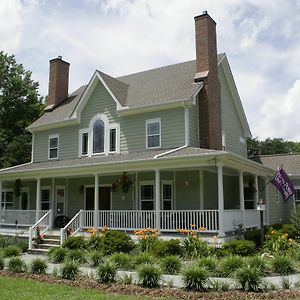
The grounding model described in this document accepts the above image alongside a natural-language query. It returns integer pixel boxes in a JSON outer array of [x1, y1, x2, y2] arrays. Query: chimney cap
[[49, 56, 70, 65], [194, 11, 216, 24]]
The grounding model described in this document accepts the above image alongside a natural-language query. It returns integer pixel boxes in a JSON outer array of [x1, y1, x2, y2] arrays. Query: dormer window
[[93, 119, 105, 154], [48, 134, 59, 159], [79, 113, 119, 157]]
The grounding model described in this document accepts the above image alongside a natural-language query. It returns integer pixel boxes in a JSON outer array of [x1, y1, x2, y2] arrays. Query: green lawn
[[0, 276, 151, 300]]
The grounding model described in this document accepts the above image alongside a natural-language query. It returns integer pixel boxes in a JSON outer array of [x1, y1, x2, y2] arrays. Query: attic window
[[93, 119, 105, 154]]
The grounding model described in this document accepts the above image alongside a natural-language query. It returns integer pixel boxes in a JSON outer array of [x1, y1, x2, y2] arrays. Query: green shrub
[[160, 255, 181, 275], [88, 250, 103, 267], [16, 241, 28, 253], [65, 249, 86, 264], [0, 236, 10, 248], [122, 274, 133, 285], [30, 258, 48, 275], [8, 257, 26, 273], [110, 253, 132, 270], [244, 229, 261, 247], [62, 236, 86, 250], [290, 207, 300, 238], [101, 230, 134, 255], [235, 265, 262, 291], [264, 229, 295, 255], [211, 280, 230, 292], [2, 246, 21, 258], [138, 263, 161, 288], [281, 224, 297, 239], [198, 256, 218, 275], [271, 255, 295, 275], [97, 261, 117, 283], [218, 255, 245, 277], [151, 239, 183, 257], [222, 240, 256, 256], [134, 253, 156, 268], [182, 236, 211, 259], [245, 255, 267, 274], [48, 247, 67, 263], [87, 234, 102, 251], [182, 266, 209, 291], [60, 261, 79, 280]]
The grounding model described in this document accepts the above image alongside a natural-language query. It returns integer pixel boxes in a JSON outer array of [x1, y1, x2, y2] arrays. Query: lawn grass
[[0, 276, 149, 300]]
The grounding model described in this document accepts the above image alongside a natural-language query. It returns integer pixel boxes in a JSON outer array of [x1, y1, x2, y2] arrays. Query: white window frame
[[139, 181, 155, 210], [161, 180, 173, 210], [55, 186, 65, 216], [146, 118, 161, 149], [41, 186, 51, 211], [1, 189, 14, 210], [79, 128, 89, 157], [48, 134, 59, 160], [88, 114, 120, 156], [275, 189, 280, 204], [294, 187, 300, 206]]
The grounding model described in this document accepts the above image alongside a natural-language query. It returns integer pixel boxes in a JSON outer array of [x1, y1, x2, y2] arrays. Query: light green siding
[[219, 67, 247, 157], [120, 108, 185, 153], [33, 81, 185, 162], [203, 171, 218, 209], [223, 175, 239, 209], [189, 106, 199, 147], [268, 185, 294, 224]]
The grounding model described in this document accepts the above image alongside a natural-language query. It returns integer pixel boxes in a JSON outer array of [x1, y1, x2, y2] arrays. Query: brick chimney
[[194, 11, 222, 150], [45, 56, 70, 111]]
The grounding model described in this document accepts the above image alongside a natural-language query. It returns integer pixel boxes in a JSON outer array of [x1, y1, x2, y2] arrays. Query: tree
[[0, 51, 44, 168], [247, 137, 300, 157]]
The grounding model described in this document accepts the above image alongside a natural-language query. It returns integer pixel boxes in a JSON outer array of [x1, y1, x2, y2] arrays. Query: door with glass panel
[[55, 186, 65, 216]]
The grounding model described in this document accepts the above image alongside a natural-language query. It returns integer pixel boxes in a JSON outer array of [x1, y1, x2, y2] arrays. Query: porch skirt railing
[[81, 210, 219, 233], [0, 210, 48, 226]]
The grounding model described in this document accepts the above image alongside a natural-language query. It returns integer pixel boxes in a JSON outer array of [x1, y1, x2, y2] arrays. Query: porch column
[[254, 175, 259, 209], [94, 174, 99, 228], [239, 171, 245, 226], [217, 164, 225, 237], [155, 169, 161, 230], [50, 178, 55, 229], [35, 178, 41, 222]]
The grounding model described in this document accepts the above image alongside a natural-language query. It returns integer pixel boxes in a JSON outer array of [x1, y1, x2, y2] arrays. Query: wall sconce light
[[185, 180, 189, 187]]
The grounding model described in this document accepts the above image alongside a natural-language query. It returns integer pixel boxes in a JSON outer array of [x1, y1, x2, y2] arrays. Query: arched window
[[93, 119, 105, 153]]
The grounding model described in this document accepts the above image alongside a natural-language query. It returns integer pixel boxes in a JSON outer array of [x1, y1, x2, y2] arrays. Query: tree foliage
[[247, 137, 300, 157], [0, 51, 44, 168]]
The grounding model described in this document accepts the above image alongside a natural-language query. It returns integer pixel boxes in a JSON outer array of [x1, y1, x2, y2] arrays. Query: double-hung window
[[146, 118, 161, 149], [109, 128, 117, 152], [162, 181, 173, 210], [140, 182, 154, 210], [79, 129, 88, 156], [295, 188, 300, 208], [41, 188, 50, 210], [48, 135, 59, 159], [1, 190, 14, 209]]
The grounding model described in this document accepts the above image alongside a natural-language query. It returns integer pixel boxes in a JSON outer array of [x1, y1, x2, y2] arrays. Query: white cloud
[[1, 0, 300, 141]]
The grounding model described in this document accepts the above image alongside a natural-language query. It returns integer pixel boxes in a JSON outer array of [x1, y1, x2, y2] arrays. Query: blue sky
[[1, 0, 300, 141]]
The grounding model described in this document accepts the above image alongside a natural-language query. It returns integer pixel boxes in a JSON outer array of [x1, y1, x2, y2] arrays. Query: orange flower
[[190, 224, 196, 228], [198, 227, 207, 231]]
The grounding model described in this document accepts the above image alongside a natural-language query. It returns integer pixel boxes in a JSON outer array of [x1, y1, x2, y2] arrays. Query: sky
[[1, 0, 300, 141]]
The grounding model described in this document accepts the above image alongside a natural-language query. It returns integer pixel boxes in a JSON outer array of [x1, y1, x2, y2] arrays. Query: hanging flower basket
[[112, 172, 133, 193]]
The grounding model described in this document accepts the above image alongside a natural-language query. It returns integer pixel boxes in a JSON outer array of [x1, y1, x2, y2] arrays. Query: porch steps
[[28, 234, 61, 255]]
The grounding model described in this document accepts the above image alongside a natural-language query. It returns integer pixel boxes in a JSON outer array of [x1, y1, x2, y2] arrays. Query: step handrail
[[60, 209, 83, 245], [28, 210, 52, 250]]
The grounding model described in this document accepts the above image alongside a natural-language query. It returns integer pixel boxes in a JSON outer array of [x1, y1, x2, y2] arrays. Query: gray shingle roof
[[0, 147, 220, 175], [253, 154, 300, 175]]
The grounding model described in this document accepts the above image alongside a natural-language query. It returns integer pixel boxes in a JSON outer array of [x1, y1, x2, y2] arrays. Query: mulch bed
[[1, 271, 300, 299]]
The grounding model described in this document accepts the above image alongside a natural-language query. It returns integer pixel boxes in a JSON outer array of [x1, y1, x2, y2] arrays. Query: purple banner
[[271, 167, 295, 201]]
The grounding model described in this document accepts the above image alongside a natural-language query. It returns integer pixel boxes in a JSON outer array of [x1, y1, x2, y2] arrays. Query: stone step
[[41, 239, 61, 245], [28, 248, 49, 255], [43, 235, 60, 240], [36, 243, 58, 250]]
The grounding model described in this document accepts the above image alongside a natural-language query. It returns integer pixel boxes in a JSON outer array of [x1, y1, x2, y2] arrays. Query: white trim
[[222, 132, 226, 151], [48, 134, 59, 160], [146, 118, 161, 149], [173, 171, 176, 210], [31, 133, 35, 163], [108, 123, 120, 154], [184, 106, 190, 146], [78, 128, 89, 157]]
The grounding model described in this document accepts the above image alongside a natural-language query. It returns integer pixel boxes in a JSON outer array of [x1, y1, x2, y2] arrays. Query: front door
[[85, 187, 111, 210]]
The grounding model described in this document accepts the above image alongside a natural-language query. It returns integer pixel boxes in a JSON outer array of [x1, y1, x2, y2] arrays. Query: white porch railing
[[28, 210, 52, 250], [0, 210, 47, 227], [160, 210, 219, 232], [61, 209, 83, 245], [76, 210, 219, 233]]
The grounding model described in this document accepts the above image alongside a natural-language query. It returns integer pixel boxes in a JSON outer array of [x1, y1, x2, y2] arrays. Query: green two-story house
[[0, 12, 289, 244]]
